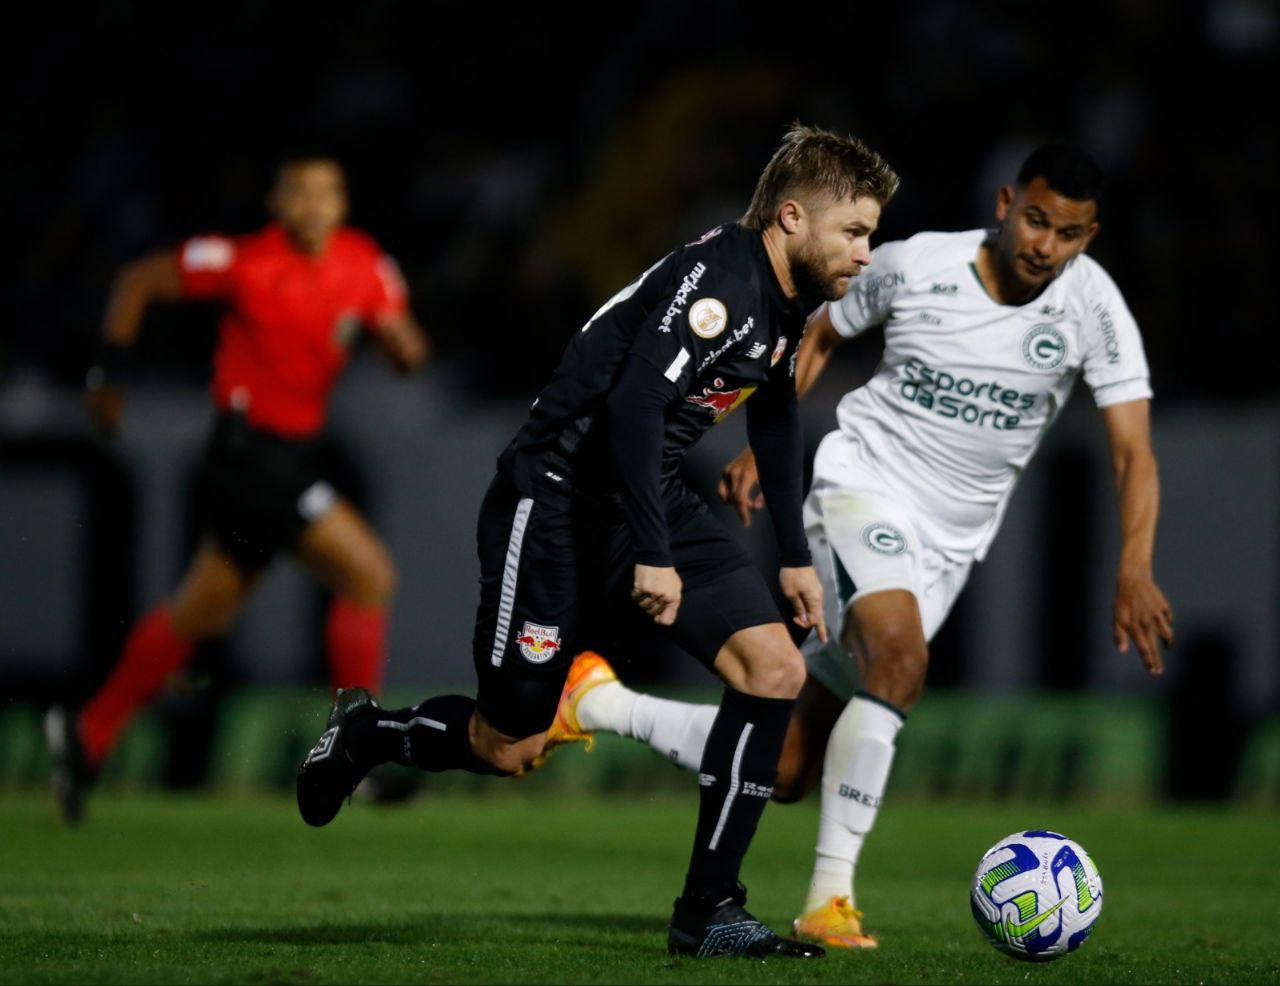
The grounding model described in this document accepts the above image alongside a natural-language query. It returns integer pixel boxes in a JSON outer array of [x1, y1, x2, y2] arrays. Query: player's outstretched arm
[[373, 312, 431, 373], [1102, 398, 1173, 674], [87, 250, 184, 435], [719, 306, 846, 524]]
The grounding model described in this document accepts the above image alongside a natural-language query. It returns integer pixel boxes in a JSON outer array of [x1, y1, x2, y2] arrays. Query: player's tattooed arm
[[718, 307, 846, 524], [87, 250, 184, 435], [373, 311, 431, 373], [1102, 398, 1173, 674]]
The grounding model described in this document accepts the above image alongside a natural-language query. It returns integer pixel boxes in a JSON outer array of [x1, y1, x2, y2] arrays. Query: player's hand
[[632, 564, 682, 626], [85, 384, 127, 437], [1113, 570, 1173, 675], [780, 565, 827, 644], [717, 447, 764, 526]]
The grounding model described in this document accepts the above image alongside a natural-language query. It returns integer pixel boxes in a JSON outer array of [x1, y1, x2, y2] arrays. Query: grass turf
[[2, 789, 1277, 984]]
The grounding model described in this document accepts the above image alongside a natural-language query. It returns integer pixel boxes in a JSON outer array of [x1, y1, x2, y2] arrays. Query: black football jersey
[[498, 222, 812, 500]]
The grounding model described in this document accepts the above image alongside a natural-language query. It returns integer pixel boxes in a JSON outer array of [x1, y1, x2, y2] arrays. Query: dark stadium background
[[1, 0, 1276, 803]]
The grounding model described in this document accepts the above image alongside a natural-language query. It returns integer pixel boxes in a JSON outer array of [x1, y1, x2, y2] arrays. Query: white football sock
[[803, 694, 904, 913], [576, 681, 715, 772]]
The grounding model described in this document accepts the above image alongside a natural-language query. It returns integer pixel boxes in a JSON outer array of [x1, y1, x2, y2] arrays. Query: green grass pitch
[[3, 789, 1277, 984]]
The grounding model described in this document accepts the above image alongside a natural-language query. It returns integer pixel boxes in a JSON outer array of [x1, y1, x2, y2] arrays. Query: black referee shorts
[[472, 474, 784, 738], [196, 413, 336, 572]]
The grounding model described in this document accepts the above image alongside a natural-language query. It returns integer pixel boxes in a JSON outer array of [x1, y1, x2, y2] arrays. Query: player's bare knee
[[867, 641, 928, 710], [739, 648, 805, 699], [367, 553, 397, 602]]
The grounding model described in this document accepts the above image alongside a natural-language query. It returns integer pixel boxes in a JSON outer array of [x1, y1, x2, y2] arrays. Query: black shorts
[[472, 474, 784, 737], [196, 414, 335, 572]]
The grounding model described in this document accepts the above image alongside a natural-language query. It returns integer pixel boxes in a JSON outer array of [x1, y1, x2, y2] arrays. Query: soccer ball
[[970, 830, 1103, 961]]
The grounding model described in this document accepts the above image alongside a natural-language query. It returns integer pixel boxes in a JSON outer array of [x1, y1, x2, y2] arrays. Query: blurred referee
[[46, 157, 429, 823]]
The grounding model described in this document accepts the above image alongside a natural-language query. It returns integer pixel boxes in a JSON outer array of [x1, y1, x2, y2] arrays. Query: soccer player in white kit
[[544, 144, 1176, 948]]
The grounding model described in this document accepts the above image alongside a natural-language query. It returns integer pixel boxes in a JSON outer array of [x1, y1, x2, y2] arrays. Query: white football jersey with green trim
[[827, 229, 1151, 561]]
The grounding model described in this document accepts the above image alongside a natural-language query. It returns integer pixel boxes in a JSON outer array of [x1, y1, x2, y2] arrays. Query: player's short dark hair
[[741, 122, 900, 231], [1017, 144, 1103, 206], [272, 154, 345, 187]]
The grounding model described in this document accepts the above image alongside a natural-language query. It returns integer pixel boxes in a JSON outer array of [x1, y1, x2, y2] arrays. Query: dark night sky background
[[2, 0, 1275, 403]]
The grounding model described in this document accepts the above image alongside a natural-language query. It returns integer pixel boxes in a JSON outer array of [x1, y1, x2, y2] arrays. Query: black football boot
[[296, 687, 381, 827], [668, 882, 825, 958]]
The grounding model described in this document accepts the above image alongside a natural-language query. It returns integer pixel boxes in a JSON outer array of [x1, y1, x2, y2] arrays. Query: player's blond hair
[[741, 123, 900, 230]]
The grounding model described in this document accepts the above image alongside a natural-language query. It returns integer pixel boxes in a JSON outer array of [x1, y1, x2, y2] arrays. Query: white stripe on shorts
[[708, 722, 753, 851], [490, 497, 534, 667]]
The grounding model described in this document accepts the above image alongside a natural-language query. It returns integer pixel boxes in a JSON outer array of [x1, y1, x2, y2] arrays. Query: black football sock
[[682, 688, 794, 903], [346, 695, 503, 774]]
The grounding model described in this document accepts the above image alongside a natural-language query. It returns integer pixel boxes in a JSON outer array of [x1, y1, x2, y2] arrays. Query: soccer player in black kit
[[297, 124, 899, 957]]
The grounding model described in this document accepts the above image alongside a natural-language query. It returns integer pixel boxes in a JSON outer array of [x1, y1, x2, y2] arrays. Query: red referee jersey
[[177, 223, 409, 437]]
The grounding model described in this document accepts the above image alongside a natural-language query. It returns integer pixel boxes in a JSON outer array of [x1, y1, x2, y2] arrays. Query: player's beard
[[789, 235, 846, 302], [993, 230, 1056, 302]]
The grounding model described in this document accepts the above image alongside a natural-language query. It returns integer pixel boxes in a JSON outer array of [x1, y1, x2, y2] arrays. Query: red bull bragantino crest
[[685, 378, 757, 423], [516, 622, 562, 664]]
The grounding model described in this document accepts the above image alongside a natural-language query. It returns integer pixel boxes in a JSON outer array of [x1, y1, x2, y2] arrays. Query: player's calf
[[771, 726, 824, 804], [469, 717, 546, 775]]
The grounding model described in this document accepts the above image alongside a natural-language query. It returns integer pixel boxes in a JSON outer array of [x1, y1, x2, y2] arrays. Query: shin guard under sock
[[347, 694, 503, 775], [684, 688, 794, 899]]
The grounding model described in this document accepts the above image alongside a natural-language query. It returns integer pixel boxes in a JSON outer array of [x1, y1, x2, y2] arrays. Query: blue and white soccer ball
[[970, 830, 1103, 961]]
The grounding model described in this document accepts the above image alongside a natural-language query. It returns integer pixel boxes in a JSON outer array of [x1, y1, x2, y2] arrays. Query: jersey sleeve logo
[[1021, 325, 1068, 370], [1089, 303, 1122, 364], [769, 336, 788, 367], [182, 237, 234, 272], [689, 297, 728, 339]]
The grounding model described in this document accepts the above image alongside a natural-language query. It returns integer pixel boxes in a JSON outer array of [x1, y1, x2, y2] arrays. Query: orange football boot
[[792, 896, 879, 949], [524, 651, 618, 772]]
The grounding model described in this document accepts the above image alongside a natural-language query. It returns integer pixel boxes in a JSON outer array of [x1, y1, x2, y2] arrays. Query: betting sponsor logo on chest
[[897, 357, 1036, 430], [697, 317, 754, 372], [659, 263, 708, 333]]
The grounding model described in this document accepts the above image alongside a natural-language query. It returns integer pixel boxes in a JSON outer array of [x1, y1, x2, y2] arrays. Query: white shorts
[[801, 434, 974, 702]]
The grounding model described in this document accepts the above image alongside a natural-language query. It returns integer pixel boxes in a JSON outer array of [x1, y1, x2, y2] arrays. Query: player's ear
[[778, 199, 804, 235], [994, 185, 1014, 222], [1080, 219, 1100, 252]]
